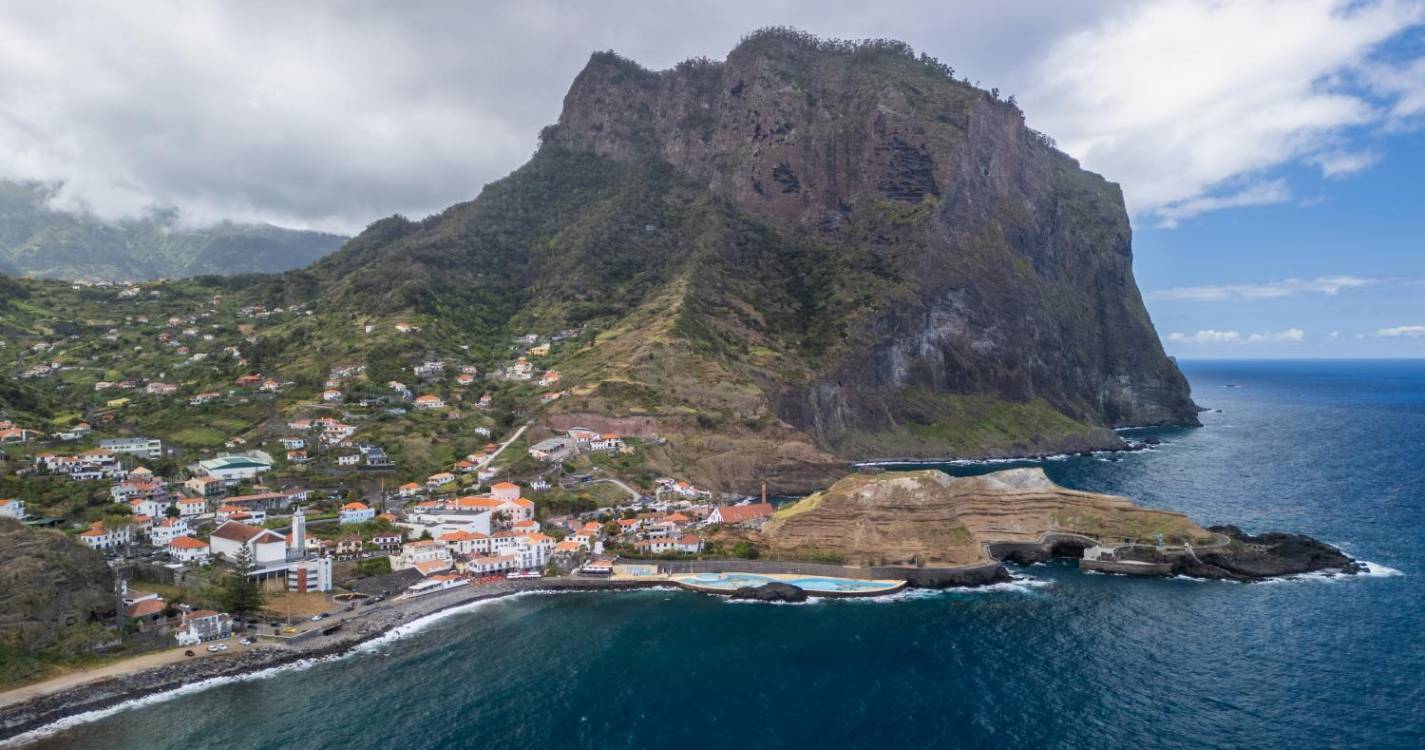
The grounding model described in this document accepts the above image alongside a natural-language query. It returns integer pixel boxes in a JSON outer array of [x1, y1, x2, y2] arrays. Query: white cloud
[[1376, 325, 1425, 337], [1024, 0, 1425, 225], [1153, 180, 1291, 228], [1310, 150, 1383, 178], [0, 1, 1421, 232], [1147, 275, 1376, 301], [1248, 328, 1306, 343], [1167, 328, 1305, 344]]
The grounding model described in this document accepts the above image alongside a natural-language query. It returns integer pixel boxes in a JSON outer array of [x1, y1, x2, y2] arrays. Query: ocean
[[12, 360, 1424, 749]]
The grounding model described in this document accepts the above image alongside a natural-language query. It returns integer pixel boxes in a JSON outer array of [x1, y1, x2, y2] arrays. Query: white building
[[149, 517, 191, 545], [287, 556, 333, 593], [209, 521, 287, 565], [168, 535, 211, 563], [100, 437, 164, 459], [394, 540, 453, 576], [77, 521, 130, 551], [339, 502, 375, 525], [192, 454, 273, 484], [175, 610, 231, 646], [0, 498, 25, 520]]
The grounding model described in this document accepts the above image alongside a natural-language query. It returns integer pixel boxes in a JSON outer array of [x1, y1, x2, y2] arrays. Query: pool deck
[[616, 568, 908, 598]]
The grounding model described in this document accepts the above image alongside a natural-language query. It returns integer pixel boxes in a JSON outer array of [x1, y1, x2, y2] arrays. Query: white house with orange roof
[[78, 521, 130, 551], [490, 481, 521, 501], [340, 502, 375, 525], [394, 540, 453, 576], [176, 496, 208, 517], [426, 472, 456, 490], [590, 434, 625, 452], [398, 482, 423, 497], [1, 498, 28, 520], [414, 394, 445, 410], [149, 517, 191, 545], [168, 535, 211, 563], [438, 530, 491, 556]]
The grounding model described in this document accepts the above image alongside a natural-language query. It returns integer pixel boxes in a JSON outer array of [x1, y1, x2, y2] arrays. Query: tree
[[164, 503, 180, 519], [218, 545, 265, 622]]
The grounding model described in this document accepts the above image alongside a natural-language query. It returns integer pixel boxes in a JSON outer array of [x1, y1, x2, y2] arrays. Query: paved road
[[477, 423, 529, 469]]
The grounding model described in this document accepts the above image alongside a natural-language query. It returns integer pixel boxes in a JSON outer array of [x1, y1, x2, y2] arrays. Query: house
[[490, 482, 522, 501], [145, 382, 177, 396], [539, 370, 561, 386], [394, 322, 419, 333], [438, 530, 491, 556], [707, 503, 775, 528], [398, 482, 423, 497], [414, 394, 445, 410], [0, 498, 26, 520], [149, 517, 191, 545], [286, 450, 308, 463], [477, 467, 498, 482], [175, 610, 231, 646], [463, 554, 519, 575], [280, 437, 306, 450], [235, 374, 263, 388], [340, 502, 375, 524], [0, 427, 40, 444], [414, 361, 445, 378], [184, 475, 226, 498], [334, 534, 363, 556], [337, 454, 361, 466], [190, 391, 221, 406], [100, 437, 164, 459], [176, 496, 208, 517], [78, 521, 130, 551], [455, 373, 475, 386], [395, 540, 452, 575], [590, 434, 624, 452], [168, 535, 211, 563], [426, 472, 456, 490], [371, 532, 404, 551], [209, 521, 287, 565], [321, 389, 342, 402]]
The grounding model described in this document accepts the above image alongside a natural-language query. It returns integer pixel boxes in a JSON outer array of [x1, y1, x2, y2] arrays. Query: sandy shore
[[0, 577, 663, 744]]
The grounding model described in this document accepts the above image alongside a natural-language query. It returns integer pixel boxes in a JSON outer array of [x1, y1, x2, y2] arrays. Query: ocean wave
[[3, 589, 593, 746], [0, 654, 339, 748]]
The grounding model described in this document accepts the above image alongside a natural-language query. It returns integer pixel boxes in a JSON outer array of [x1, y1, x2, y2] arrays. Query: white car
[[206, 643, 228, 652]]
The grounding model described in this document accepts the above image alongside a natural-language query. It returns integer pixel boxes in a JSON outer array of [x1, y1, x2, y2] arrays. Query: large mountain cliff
[[262, 30, 1198, 490]]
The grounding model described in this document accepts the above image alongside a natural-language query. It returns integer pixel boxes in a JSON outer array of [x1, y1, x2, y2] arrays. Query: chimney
[[761, 481, 767, 505]]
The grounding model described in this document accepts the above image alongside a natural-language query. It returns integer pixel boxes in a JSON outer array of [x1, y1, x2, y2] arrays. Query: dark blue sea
[[13, 360, 1424, 749]]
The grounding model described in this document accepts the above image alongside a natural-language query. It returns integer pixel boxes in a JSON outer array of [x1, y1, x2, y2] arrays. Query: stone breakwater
[[0, 578, 662, 744]]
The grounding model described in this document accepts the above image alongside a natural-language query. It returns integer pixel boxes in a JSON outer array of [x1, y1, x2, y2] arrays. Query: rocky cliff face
[[545, 31, 1197, 456], [0, 520, 115, 648], [284, 30, 1196, 488], [761, 468, 1210, 565]]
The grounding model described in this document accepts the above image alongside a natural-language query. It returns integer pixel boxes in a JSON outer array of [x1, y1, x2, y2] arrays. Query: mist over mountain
[[0, 181, 347, 281]]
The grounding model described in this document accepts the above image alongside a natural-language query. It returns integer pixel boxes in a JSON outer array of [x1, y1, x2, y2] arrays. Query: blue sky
[[0, 1, 1421, 357], [1135, 33, 1425, 358]]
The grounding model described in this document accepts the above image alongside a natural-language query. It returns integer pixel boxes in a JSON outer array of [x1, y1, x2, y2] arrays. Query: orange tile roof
[[169, 536, 208, 549]]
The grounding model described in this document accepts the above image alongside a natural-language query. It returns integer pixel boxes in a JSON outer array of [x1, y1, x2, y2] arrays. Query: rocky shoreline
[[0, 531, 1365, 744]]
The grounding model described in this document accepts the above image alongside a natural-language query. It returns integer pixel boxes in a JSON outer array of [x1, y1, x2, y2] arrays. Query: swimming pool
[[672, 572, 905, 596]]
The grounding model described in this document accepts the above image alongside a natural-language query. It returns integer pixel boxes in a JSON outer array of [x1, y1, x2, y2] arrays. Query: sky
[[1, 0, 1422, 357]]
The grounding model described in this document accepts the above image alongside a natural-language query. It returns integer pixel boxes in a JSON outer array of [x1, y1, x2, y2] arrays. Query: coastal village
[[0, 277, 786, 674]]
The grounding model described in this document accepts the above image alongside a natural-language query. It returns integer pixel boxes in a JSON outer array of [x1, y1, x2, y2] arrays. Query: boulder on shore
[[727, 582, 808, 603]]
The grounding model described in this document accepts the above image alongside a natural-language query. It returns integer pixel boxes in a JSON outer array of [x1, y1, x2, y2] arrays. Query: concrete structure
[[286, 556, 333, 593], [0, 498, 25, 520], [100, 437, 164, 459]]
